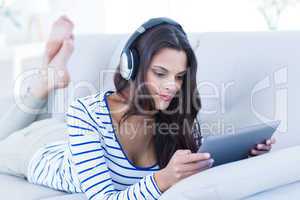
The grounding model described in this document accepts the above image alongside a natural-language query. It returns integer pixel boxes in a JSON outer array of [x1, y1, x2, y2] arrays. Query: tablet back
[[199, 120, 280, 166]]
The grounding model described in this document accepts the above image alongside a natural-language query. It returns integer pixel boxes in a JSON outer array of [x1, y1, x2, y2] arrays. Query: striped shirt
[[27, 90, 162, 200]]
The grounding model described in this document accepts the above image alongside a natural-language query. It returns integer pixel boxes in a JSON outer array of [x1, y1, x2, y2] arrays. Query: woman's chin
[[155, 101, 170, 111]]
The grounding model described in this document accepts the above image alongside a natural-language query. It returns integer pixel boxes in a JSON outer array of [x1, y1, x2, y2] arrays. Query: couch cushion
[[245, 181, 300, 200], [159, 145, 300, 200], [0, 174, 65, 200], [41, 193, 87, 200]]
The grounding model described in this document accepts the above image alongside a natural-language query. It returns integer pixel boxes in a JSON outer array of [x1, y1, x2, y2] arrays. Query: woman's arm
[[67, 99, 162, 200]]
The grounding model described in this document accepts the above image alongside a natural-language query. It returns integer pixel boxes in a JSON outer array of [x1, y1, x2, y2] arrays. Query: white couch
[[0, 32, 300, 199]]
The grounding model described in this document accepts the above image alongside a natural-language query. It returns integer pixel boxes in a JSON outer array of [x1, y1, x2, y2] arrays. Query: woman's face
[[145, 48, 187, 111]]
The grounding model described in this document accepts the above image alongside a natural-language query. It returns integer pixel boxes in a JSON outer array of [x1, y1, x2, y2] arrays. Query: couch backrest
[[194, 31, 300, 149], [49, 31, 300, 149]]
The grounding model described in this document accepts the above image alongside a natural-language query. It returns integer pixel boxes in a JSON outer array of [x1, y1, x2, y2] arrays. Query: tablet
[[198, 120, 280, 167]]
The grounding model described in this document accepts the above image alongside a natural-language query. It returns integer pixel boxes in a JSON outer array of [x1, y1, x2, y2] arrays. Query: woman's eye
[[176, 76, 184, 80], [155, 72, 165, 77]]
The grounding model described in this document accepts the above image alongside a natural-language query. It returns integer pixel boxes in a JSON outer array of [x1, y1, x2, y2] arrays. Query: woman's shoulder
[[68, 90, 112, 120], [78, 92, 104, 106], [72, 90, 112, 109]]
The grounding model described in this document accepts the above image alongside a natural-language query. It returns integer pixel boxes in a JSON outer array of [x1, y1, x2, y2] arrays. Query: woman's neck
[[107, 92, 155, 141]]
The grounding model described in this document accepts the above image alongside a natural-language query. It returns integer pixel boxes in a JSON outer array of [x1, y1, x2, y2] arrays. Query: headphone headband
[[120, 17, 186, 80], [123, 17, 186, 52]]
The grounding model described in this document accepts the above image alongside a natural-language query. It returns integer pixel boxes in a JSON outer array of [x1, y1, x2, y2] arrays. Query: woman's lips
[[159, 94, 173, 102]]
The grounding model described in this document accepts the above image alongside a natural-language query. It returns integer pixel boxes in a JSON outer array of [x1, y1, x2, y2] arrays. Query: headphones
[[119, 17, 187, 80]]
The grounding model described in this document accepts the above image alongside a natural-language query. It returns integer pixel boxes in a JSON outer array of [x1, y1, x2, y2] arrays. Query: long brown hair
[[113, 23, 201, 168]]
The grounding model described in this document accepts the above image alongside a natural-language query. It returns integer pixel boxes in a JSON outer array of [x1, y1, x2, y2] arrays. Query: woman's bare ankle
[[28, 68, 55, 100]]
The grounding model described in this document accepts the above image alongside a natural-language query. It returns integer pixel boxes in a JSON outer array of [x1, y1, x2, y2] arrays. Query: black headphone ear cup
[[130, 48, 139, 79]]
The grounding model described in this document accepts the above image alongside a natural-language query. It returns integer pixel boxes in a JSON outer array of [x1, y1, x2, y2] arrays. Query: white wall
[[1, 0, 300, 98]]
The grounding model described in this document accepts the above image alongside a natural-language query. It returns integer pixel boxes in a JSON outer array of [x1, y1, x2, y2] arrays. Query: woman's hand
[[154, 149, 214, 192], [249, 137, 276, 157]]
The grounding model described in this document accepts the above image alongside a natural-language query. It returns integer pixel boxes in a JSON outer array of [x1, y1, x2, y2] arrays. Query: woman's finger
[[250, 149, 268, 156], [176, 149, 192, 156], [256, 144, 272, 151], [179, 159, 214, 172], [180, 153, 211, 164], [181, 162, 213, 178], [197, 159, 214, 170], [266, 137, 276, 145]]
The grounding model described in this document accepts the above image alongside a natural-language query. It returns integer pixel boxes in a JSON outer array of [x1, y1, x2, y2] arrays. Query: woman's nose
[[164, 79, 179, 93]]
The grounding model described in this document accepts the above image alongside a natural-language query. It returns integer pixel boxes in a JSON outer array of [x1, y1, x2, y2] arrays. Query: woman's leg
[[0, 16, 73, 141], [0, 16, 74, 178], [0, 118, 67, 178], [0, 93, 47, 141]]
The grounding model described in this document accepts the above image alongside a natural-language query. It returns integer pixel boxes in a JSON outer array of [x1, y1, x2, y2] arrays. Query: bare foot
[[44, 16, 74, 64], [30, 16, 74, 99], [47, 37, 74, 90]]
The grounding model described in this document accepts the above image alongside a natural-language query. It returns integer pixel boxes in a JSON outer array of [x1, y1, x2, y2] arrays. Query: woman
[[0, 16, 275, 199]]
